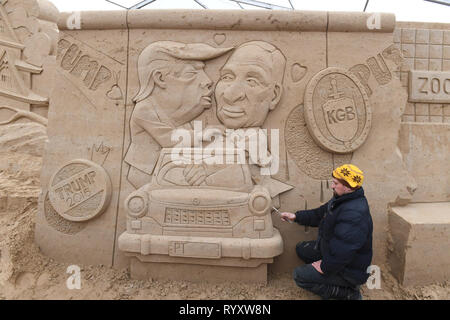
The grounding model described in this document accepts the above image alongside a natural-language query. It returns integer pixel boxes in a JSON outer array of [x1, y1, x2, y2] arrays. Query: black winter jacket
[[294, 187, 373, 285]]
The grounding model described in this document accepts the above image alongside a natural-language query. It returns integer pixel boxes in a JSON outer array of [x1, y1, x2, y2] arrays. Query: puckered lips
[[220, 105, 245, 118], [201, 91, 213, 107]]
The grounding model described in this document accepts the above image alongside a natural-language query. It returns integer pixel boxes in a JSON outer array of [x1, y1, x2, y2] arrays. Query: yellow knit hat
[[332, 164, 364, 188]]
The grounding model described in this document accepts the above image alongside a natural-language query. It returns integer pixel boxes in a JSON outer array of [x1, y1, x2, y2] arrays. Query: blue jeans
[[293, 241, 361, 300]]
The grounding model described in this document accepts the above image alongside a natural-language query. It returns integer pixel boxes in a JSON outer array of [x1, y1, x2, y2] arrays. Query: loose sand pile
[[0, 128, 448, 299]]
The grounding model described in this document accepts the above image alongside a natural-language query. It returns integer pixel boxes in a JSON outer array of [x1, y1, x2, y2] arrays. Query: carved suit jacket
[[124, 101, 192, 176]]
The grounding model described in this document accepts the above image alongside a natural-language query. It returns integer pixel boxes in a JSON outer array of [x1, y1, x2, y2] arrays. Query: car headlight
[[125, 191, 148, 218], [248, 188, 271, 216]]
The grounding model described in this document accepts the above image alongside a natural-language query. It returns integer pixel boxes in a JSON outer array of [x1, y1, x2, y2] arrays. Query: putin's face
[[215, 45, 281, 129]]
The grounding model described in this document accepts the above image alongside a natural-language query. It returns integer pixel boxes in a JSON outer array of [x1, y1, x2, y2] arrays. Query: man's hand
[[312, 260, 324, 274], [279, 212, 296, 223], [183, 164, 207, 186]]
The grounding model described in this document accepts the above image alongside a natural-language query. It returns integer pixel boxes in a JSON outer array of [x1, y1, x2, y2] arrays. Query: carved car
[[118, 148, 283, 262]]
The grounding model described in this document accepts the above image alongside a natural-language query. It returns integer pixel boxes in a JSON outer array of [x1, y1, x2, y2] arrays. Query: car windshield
[[154, 148, 253, 191]]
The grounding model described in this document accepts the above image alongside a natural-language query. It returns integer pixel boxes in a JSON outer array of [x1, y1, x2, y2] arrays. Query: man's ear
[[153, 70, 166, 89], [344, 186, 353, 194], [269, 84, 282, 110]]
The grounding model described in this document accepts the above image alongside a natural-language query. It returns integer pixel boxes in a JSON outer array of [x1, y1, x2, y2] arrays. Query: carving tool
[[271, 206, 292, 223], [304, 200, 309, 233]]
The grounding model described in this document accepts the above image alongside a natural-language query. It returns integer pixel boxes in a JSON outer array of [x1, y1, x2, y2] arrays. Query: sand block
[[129, 256, 271, 284], [389, 202, 450, 286]]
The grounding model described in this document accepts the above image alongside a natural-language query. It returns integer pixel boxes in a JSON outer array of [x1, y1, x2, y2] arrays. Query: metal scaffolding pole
[[230, 0, 292, 10]]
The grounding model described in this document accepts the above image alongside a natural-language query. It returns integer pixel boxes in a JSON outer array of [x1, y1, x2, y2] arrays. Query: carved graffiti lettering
[[168, 241, 221, 258], [409, 70, 450, 103], [336, 109, 346, 121], [348, 44, 404, 97], [48, 159, 112, 222], [57, 39, 112, 91], [349, 64, 372, 96], [70, 55, 99, 86], [431, 78, 440, 94], [419, 77, 428, 93], [61, 44, 81, 70], [327, 106, 356, 124], [382, 44, 404, 66], [346, 106, 356, 120], [366, 54, 392, 85], [327, 110, 337, 124], [304, 67, 371, 153], [57, 39, 71, 60], [54, 171, 96, 206], [90, 65, 112, 90]]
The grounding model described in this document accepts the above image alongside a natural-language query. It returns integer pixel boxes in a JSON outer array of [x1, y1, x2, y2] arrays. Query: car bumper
[[118, 228, 283, 260]]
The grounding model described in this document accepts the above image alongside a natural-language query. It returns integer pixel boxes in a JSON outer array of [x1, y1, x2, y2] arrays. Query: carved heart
[[291, 63, 307, 83], [213, 33, 226, 45], [106, 85, 123, 100]]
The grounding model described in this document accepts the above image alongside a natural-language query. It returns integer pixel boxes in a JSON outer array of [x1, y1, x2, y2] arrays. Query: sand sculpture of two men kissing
[[124, 40, 292, 203]]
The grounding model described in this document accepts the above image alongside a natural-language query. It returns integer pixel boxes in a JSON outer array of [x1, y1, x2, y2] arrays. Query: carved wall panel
[[304, 67, 372, 154], [35, 20, 128, 266], [391, 24, 450, 204], [394, 26, 450, 123], [35, 9, 448, 280]]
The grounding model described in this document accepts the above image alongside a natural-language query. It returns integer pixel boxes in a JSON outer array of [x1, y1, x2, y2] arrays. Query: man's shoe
[[346, 288, 363, 300]]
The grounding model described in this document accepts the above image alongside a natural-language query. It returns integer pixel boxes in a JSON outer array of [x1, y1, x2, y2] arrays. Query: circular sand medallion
[[48, 159, 112, 222], [304, 67, 371, 154]]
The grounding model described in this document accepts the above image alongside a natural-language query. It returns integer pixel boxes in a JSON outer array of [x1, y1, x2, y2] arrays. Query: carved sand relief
[[168, 241, 221, 259], [394, 28, 450, 123], [119, 40, 292, 269], [286, 43, 405, 180], [366, 54, 392, 85], [285, 104, 352, 180], [0, 0, 58, 122], [23, 31, 52, 67], [106, 71, 123, 101], [304, 67, 372, 154], [48, 159, 112, 222], [57, 38, 112, 91], [89, 142, 111, 166], [213, 33, 226, 45], [0, 49, 14, 91], [43, 193, 88, 235], [124, 41, 233, 189], [164, 208, 231, 226], [347, 44, 404, 98], [409, 70, 450, 103], [290, 63, 307, 83], [33, 9, 449, 284]]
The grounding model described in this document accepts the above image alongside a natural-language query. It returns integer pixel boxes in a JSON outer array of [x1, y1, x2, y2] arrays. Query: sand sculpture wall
[[389, 22, 450, 286], [32, 8, 449, 284]]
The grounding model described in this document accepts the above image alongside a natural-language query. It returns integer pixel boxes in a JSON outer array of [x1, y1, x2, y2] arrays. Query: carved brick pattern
[[394, 28, 450, 123]]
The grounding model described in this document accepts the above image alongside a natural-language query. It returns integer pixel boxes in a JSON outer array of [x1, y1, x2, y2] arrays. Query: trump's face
[[215, 45, 281, 129], [164, 60, 213, 125]]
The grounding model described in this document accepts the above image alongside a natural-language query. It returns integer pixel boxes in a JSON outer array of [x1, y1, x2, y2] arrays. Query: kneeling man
[[280, 164, 373, 300]]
